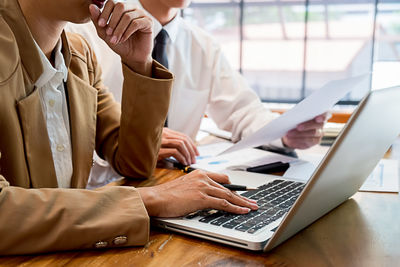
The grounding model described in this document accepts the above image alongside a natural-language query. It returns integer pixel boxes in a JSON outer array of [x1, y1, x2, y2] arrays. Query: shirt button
[[56, 144, 65, 152], [113, 236, 128, 245], [48, 99, 55, 107], [94, 241, 108, 249]]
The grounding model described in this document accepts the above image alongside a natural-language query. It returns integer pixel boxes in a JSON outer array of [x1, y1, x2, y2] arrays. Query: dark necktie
[[152, 29, 170, 126], [152, 29, 169, 69]]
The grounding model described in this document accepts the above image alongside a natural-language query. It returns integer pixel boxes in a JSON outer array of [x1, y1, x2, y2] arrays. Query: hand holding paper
[[282, 113, 327, 149], [220, 74, 370, 155]]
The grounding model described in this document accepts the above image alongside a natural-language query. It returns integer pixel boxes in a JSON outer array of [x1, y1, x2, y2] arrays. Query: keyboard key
[[276, 210, 286, 218], [231, 217, 248, 225], [270, 179, 284, 185], [210, 216, 232, 226], [255, 191, 270, 197], [222, 222, 237, 229], [264, 193, 279, 201], [259, 203, 274, 211], [250, 194, 264, 200], [240, 190, 259, 198], [185, 211, 200, 219], [247, 220, 273, 234], [257, 183, 274, 190], [280, 181, 293, 188], [199, 211, 223, 223], [235, 224, 253, 232], [278, 202, 292, 209]]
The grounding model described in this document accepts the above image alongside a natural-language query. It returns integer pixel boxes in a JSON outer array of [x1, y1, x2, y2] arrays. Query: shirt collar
[[136, 0, 181, 43], [34, 39, 68, 88]]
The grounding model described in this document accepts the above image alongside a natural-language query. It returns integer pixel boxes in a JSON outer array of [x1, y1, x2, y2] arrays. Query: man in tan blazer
[[0, 0, 257, 255]]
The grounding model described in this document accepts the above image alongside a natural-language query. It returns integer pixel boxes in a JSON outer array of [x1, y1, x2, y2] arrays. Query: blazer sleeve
[[91, 49, 173, 178], [0, 174, 150, 255]]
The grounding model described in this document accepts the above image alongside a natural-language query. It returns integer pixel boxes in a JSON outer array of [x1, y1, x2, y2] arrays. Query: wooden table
[[2, 153, 400, 266]]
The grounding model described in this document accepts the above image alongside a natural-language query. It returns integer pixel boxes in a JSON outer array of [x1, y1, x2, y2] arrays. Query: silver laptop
[[153, 86, 400, 251]]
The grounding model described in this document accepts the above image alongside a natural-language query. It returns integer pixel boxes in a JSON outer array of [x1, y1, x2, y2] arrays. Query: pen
[[166, 159, 196, 173], [221, 184, 257, 191], [166, 159, 256, 191]]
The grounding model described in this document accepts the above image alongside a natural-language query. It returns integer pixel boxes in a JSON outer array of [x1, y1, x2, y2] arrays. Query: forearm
[[104, 62, 173, 178], [0, 185, 149, 255]]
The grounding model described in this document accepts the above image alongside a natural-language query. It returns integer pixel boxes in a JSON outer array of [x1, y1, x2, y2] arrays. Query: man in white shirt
[[67, 0, 326, 170]]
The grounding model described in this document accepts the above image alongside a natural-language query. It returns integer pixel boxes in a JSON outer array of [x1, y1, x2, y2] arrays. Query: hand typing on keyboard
[[188, 179, 305, 234], [137, 170, 258, 217]]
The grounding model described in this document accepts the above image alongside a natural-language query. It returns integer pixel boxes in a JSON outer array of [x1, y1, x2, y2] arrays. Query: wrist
[[137, 187, 160, 217], [281, 137, 289, 148], [123, 57, 153, 77]]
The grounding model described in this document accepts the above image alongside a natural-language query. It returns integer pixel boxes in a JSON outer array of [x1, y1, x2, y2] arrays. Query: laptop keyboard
[[185, 179, 305, 234]]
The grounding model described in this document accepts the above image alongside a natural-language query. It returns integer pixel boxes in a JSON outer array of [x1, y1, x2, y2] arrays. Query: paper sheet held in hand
[[220, 74, 370, 155]]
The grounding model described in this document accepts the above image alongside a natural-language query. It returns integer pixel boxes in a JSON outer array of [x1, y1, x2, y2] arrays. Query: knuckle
[[193, 179, 204, 188], [191, 169, 202, 176], [148, 18, 154, 27], [122, 12, 131, 21], [199, 180, 210, 189], [115, 2, 125, 11], [105, 0, 115, 8], [220, 199, 229, 208], [198, 192, 207, 201], [196, 170, 206, 177], [179, 141, 186, 149], [222, 174, 229, 181], [130, 19, 139, 28], [225, 190, 234, 199], [136, 9, 145, 16]]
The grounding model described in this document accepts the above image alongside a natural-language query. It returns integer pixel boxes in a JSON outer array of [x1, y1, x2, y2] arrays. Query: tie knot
[[155, 29, 169, 45]]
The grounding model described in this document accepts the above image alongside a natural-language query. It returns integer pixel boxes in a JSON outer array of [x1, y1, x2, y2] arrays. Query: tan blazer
[[0, 0, 173, 255]]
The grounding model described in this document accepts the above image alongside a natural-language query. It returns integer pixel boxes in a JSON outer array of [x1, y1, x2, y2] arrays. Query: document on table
[[283, 154, 399, 193], [193, 142, 301, 173], [220, 74, 370, 155], [360, 159, 399, 193], [199, 118, 233, 140]]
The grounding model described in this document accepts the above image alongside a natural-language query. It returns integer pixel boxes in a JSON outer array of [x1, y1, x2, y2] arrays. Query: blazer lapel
[[16, 89, 58, 188], [67, 71, 98, 188]]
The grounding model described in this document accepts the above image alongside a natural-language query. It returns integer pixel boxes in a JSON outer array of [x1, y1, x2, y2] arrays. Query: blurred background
[[183, 0, 400, 105]]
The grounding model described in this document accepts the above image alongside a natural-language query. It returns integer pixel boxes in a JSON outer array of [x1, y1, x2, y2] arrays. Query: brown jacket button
[[94, 241, 108, 248], [113, 236, 128, 245]]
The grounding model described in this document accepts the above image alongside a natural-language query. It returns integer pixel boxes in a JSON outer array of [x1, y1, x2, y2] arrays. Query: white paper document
[[193, 142, 300, 173], [220, 74, 370, 155], [199, 118, 233, 140], [283, 153, 399, 193], [360, 159, 399, 193]]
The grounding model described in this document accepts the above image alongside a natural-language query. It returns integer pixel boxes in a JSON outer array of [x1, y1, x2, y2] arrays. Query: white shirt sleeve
[[206, 45, 276, 143]]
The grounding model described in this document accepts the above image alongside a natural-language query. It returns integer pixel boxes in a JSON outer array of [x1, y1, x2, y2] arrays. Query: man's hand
[[282, 113, 328, 149], [137, 170, 258, 217], [158, 128, 199, 165], [89, 1, 153, 76]]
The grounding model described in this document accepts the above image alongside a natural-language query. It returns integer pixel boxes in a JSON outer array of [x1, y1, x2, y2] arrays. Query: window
[[183, 0, 400, 104]]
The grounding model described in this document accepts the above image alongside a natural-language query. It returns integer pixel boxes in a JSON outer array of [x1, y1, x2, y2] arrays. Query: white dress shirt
[[35, 40, 73, 188]]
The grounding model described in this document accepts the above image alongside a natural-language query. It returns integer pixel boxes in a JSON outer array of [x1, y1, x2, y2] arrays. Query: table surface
[[1, 147, 400, 267]]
